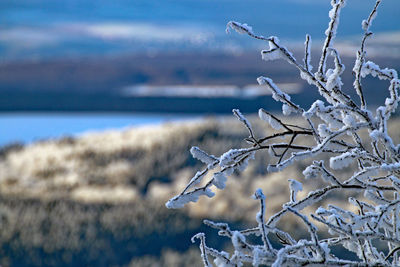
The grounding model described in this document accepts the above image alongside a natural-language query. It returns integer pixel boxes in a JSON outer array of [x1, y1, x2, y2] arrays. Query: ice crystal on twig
[[166, 1, 400, 265]]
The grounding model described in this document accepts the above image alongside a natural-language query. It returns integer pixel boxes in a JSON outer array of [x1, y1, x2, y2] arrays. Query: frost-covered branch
[[353, 0, 383, 109], [303, 34, 312, 72], [254, 189, 274, 252], [166, 1, 400, 266], [317, 0, 346, 81]]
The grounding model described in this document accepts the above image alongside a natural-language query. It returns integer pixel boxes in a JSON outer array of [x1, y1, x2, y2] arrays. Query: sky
[[0, 0, 399, 60]]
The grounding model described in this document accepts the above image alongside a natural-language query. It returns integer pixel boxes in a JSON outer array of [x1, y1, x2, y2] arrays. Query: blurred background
[[0, 0, 399, 266]]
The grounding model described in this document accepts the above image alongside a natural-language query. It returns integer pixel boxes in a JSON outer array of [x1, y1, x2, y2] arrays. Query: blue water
[[0, 113, 199, 146], [0, 0, 399, 60]]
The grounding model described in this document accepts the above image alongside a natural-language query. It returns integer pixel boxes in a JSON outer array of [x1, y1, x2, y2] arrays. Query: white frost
[[289, 179, 303, 193], [303, 165, 319, 179], [288, 179, 303, 202], [261, 48, 282, 61], [261, 37, 283, 61], [317, 124, 331, 138], [231, 231, 246, 252], [214, 256, 235, 267], [213, 172, 228, 189], [190, 146, 217, 165], [226, 21, 253, 35], [257, 76, 292, 104], [219, 148, 246, 167], [282, 103, 296, 115], [329, 151, 354, 169], [258, 108, 282, 130], [165, 188, 215, 209], [304, 34, 313, 71], [361, 19, 369, 31], [343, 114, 356, 127]]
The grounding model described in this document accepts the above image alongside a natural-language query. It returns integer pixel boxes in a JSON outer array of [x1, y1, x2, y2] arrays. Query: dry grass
[[1, 115, 400, 266]]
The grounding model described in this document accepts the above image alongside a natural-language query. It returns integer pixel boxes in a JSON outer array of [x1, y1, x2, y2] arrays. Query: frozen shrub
[[167, 1, 400, 265]]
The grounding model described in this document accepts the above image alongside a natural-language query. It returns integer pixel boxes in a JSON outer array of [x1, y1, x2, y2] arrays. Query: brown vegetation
[[0, 116, 399, 266]]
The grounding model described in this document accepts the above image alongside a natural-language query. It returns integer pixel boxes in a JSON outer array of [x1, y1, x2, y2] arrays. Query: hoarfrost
[[214, 257, 234, 267], [213, 172, 228, 189], [288, 179, 303, 202], [226, 21, 253, 35], [165, 188, 215, 209], [330, 151, 355, 169], [261, 37, 283, 61], [303, 165, 319, 179], [190, 146, 217, 165], [258, 108, 282, 130], [219, 148, 247, 168], [165, 1, 400, 265], [282, 103, 296, 115], [288, 179, 303, 193]]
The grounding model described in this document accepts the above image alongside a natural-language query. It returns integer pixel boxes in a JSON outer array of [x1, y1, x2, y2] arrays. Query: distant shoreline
[[0, 91, 286, 114], [1, 53, 398, 114]]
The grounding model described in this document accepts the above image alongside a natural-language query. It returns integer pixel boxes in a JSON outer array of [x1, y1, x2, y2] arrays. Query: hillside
[[1, 116, 400, 266]]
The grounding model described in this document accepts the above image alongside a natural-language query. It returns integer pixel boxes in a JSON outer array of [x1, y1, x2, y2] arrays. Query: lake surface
[[0, 113, 199, 146]]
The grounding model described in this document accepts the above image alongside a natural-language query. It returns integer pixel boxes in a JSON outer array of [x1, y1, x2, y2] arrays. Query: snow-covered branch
[[166, 0, 400, 265]]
